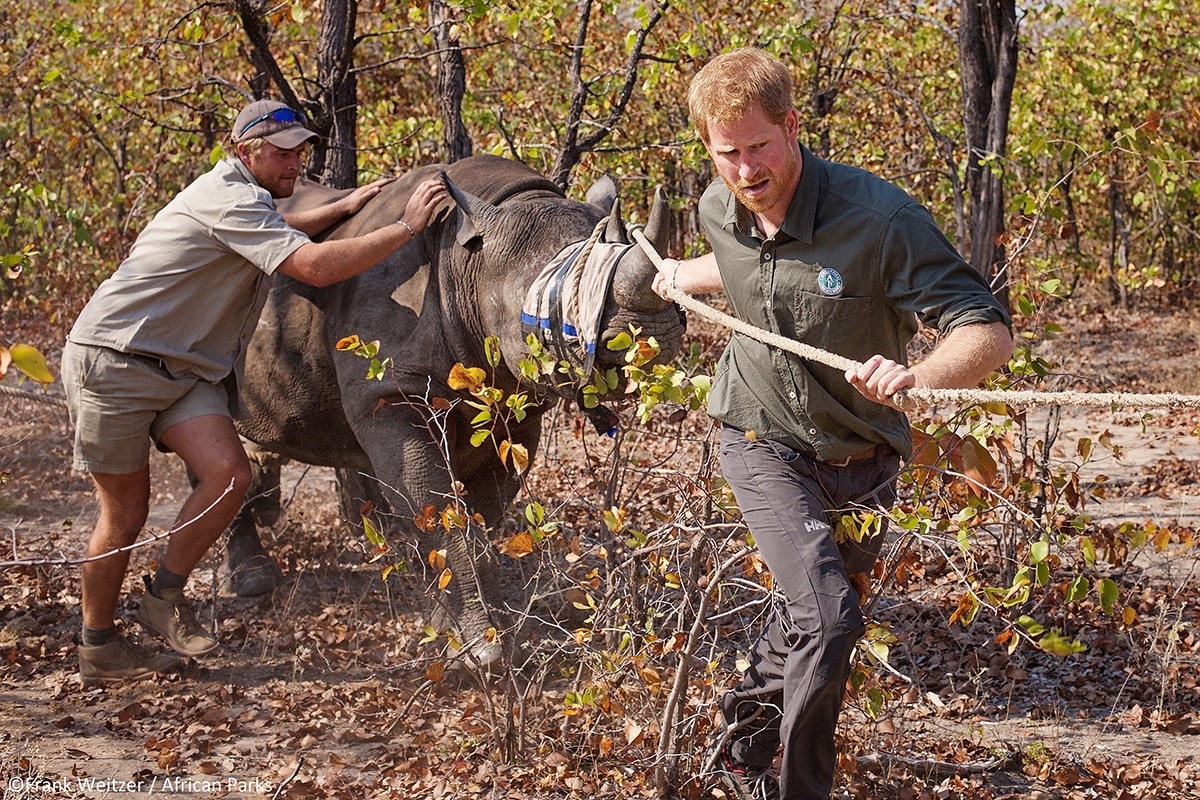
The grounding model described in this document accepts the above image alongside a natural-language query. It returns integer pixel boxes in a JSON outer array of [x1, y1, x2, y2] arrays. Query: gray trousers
[[717, 426, 900, 800]]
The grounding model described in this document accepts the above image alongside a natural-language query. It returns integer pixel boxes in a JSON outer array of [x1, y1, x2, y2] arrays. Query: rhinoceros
[[226, 154, 683, 666]]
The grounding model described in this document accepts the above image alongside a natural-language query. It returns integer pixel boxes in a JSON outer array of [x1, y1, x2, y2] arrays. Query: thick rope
[[630, 229, 1200, 411], [0, 383, 68, 409]]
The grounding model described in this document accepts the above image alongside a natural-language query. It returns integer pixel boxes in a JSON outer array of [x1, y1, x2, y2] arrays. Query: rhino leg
[[429, 519, 505, 669], [347, 415, 507, 669], [334, 466, 392, 536], [221, 444, 284, 597]]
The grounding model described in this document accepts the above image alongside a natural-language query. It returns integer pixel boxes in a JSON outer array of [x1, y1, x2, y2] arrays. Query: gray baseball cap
[[231, 100, 318, 148]]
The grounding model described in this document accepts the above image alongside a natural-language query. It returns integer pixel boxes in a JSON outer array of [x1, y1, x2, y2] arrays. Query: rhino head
[[440, 167, 685, 414]]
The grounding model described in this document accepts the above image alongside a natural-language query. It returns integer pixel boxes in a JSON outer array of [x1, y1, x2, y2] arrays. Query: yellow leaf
[[639, 665, 662, 694], [448, 362, 486, 392], [335, 334, 363, 351], [428, 548, 447, 570], [507, 441, 529, 473], [8, 344, 54, 384], [440, 505, 467, 531], [498, 531, 535, 558], [956, 436, 998, 496], [437, 567, 453, 590]]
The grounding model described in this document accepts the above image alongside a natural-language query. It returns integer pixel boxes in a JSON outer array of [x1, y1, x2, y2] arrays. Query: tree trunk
[[548, 0, 668, 189], [958, 0, 1017, 308], [316, 0, 359, 188], [1107, 131, 1131, 307], [431, 0, 472, 163]]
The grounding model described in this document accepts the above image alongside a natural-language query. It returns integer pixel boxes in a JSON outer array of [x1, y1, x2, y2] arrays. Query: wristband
[[396, 219, 416, 238]]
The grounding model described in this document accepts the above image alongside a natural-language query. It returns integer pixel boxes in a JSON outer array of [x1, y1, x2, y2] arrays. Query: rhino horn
[[442, 171, 502, 246], [604, 196, 629, 244], [611, 186, 672, 312], [644, 186, 669, 251]]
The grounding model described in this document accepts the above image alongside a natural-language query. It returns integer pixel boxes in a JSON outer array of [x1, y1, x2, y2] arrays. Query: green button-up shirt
[[703, 144, 1011, 461]]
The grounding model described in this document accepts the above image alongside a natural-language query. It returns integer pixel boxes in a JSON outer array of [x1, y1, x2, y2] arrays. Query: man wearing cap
[[61, 99, 448, 685]]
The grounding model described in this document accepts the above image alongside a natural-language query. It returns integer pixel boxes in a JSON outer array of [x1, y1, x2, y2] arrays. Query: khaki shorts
[[61, 341, 231, 474]]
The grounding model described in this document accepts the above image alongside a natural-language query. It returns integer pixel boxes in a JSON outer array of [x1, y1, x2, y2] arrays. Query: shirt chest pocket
[[791, 290, 880, 363]]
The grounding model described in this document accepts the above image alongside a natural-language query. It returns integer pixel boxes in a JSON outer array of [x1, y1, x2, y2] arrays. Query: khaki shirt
[[68, 157, 309, 414], [703, 144, 1011, 461]]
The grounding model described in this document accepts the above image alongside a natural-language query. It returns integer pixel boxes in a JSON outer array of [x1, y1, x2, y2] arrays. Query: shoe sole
[[80, 660, 184, 686], [81, 671, 156, 687]]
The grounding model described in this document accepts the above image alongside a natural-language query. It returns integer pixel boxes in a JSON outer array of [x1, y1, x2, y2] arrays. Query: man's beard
[[727, 145, 798, 216]]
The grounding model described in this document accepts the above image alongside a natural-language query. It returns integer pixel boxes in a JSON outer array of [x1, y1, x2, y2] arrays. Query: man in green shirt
[[63, 99, 447, 685], [658, 49, 1013, 800]]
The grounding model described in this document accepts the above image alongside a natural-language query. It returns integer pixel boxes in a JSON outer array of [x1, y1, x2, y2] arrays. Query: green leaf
[[1098, 578, 1119, 613], [606, 331, 633, 351], [362, 516, 386, 547], [1038, 630, 1087, 656], [1017, 614, 1045, 637], [1080, 536, 1096, 566], [1030, 539, 1049, 564], [7, 344, 54, 384], [484, 335, 501, 368]]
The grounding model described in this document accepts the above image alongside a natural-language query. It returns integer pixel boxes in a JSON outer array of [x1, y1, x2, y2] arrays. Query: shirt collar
[[719, 142, 820, 244], [225, 155, 269, 197]]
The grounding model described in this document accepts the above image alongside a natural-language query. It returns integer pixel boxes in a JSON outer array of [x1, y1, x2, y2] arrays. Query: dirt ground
[[2, 304, 1199, 799]]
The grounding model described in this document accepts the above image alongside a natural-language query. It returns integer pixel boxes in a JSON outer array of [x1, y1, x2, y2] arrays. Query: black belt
[[821, 443, 883, 467]]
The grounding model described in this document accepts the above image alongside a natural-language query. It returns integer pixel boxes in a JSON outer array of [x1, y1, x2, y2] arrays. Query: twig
[[856, 750, 1011, 778], [653, 541, 753, 796], [271, 756, 303, 800], [0, 479, 236, 568]]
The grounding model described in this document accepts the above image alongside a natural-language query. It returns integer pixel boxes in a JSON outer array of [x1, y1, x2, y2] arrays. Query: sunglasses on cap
[[239, 107, 300, 137]]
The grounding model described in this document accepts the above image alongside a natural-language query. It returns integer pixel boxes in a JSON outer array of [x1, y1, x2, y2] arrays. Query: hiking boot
[[702, 740, 780, 800], [137, 582, 219, 656], [78, 632, 184, 686]]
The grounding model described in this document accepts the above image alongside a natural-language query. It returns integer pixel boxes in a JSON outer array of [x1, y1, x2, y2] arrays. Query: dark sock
[[150, 565, 187, 597], [82, 625, 117, 646]]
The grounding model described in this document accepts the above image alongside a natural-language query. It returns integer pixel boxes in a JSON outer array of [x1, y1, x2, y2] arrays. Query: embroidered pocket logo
[[816, 267, 844, 297]]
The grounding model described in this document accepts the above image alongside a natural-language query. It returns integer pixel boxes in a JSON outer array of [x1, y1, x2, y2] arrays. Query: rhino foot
[[221, 537, 282, 597], [457, 635, 504, 672], [430, 607, 505, 671]]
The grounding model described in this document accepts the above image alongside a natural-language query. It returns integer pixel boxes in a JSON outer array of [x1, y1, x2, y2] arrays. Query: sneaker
[[137, 580, 219, 656], [78, 632, 184, 686], [702, 741, 780, 800]]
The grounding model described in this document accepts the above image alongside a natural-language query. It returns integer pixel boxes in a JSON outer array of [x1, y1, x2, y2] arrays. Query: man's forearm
[[910, 321, 1013, 390]]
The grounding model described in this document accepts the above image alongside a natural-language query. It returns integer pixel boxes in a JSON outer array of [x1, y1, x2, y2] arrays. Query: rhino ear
[[585, 174, 618, 214], [442, 172, 500, 245]]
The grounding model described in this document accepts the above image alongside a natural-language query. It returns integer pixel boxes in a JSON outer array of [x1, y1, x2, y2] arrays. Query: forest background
[[1, 1, 1199, 799]]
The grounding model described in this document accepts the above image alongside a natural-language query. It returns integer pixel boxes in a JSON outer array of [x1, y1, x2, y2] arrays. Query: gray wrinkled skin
[[228, 155, 683, 667]]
